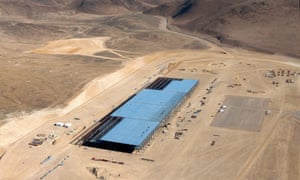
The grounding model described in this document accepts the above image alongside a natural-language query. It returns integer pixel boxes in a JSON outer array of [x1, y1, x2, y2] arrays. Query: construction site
[[79, 77, 198, 153], [0, 45, 299, 179], [0, 1, 299, 179]]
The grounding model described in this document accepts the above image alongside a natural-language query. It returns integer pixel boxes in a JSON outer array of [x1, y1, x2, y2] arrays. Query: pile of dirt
[[87, 167, 109, 179], [0, 148, 5, 160], [145, 0, 300, 57]]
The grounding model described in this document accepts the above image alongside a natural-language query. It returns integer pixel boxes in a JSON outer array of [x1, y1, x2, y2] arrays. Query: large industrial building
[[83, 77, 198, 153]]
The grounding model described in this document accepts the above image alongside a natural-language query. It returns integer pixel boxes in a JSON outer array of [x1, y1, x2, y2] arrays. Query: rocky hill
[[1, 0, 298, 60], [0, 0, 175, 16], [145, 0, 300, 57]]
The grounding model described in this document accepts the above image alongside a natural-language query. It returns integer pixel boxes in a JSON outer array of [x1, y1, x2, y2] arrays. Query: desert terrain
[[0, 0, 299, 180], [147, 0, 300, 57]]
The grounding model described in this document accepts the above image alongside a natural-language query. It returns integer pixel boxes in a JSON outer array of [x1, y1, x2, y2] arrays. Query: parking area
[[211, 96, 270, 132]]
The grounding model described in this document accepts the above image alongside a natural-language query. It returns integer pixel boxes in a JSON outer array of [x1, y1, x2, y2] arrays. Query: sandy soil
[[0, 13, 207, 121], [0, 3, 299, 179], [31, 37, 129, 61], [32, 37, 109, 55], [0, 46, 299, 179], [147, 0, 300, 57]]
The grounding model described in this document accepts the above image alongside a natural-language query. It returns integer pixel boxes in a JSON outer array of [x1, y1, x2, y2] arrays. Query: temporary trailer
[[54, 122, 64, 127]]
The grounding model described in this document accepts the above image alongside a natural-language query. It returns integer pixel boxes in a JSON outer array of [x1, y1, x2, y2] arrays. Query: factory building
[[83, 77, 198, 153]]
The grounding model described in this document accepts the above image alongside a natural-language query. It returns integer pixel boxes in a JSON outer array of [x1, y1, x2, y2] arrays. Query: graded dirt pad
[[31, 37, 129, 61], [32, 37, 110, 56], [211, 96, 270, 131]]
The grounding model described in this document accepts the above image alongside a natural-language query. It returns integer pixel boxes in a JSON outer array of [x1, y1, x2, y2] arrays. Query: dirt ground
[[147, 0, 300, 57], [0, 2, 299, 180], [0, 45, 299, 179], [0, 13, 206, 121]]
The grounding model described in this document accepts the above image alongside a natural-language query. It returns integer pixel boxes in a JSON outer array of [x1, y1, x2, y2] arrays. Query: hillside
[[0, 0, 298, 119], [0, 0, 174, 16], [0, 1, 299, 180], [0, 0, 206, 119], [145, 0, 300, 57]]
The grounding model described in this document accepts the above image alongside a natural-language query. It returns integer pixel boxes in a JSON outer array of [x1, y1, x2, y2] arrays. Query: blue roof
[[112, 103, 168, 122], [163, 79, 198, 93], [130, 89, 185, 106], [97, 78, 198, 149], [100, 118, 159, 146], [112, 90, 185, 121]]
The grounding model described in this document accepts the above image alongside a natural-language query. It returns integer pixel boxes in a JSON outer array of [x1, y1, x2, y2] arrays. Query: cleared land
[[0, 13, 206, 120], [0, 1, 299, 180], [211, 96, 269, 131], [0, 47, 299, 180]]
